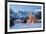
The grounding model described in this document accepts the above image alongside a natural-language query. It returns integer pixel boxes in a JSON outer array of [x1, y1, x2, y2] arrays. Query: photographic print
[[6, 1, 45, 32]]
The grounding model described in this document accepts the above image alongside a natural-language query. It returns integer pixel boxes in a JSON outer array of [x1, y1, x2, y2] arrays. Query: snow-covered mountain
[[10, 8, 41, 20]]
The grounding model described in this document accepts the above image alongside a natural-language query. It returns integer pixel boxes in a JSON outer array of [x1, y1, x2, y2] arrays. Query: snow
[[11, 23, 41, 29]]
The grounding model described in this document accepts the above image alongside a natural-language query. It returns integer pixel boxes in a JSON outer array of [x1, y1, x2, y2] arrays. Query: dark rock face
[[10, 19, 14, 27], [35, 11, 41, 19]]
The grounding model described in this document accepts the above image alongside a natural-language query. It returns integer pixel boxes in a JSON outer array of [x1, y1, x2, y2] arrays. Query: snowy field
[[11, 23, 41, 29]]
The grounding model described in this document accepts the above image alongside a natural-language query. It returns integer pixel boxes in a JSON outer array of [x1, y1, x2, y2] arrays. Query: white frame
[[7, 2, 43, 32]]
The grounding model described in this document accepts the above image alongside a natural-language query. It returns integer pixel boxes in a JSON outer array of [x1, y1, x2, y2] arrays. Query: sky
[[10, 4, 41, 13]]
